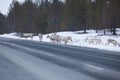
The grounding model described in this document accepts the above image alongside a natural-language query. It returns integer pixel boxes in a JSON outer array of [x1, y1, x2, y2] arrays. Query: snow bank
[[0, 29, 120, 52]]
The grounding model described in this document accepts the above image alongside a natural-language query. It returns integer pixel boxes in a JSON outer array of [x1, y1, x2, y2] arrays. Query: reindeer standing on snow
[[21, 33, 33, 40], [60, 36, 73, 44], [46, 33, 57, 42], [85, 36, 103, 45], [105, 39, 120, 47], [38, 33, 43, 42], [89, 38, 103, 45], [47, 33, 73, 44]]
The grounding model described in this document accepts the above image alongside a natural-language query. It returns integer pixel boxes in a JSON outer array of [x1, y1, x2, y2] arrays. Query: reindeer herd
[[85, 36, 120, 47], [19, 33, 120, 47], [20, 33, 43, 41], [46, 33, 72, 44]]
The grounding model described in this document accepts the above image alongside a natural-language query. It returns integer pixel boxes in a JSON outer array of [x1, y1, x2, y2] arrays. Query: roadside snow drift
[[0, 29, 120, 52]]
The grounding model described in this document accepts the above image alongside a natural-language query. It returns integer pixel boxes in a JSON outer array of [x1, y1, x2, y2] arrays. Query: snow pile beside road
[[0, 29, 120, 52], [53, 31, 120, 52], [0, 33, 20, 39]]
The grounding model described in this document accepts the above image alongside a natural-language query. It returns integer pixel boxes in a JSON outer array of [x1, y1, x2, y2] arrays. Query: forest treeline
[[0, 0, 120, 35]]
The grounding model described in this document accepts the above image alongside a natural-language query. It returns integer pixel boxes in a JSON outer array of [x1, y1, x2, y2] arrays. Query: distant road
[[0, 37, 120, 80]]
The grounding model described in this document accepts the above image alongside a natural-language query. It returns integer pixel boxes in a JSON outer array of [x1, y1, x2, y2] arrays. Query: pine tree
[[0, 13, 8, 33], [48, 0, 63, 32]]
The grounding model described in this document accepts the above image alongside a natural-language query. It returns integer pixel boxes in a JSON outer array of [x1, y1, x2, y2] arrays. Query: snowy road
[[0, 37, 120, 80]]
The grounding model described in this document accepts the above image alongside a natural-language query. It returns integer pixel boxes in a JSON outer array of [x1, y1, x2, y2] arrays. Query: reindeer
[[64, 36, 73, 44], [46, 33, 57, 42], [105, 39, 120, 47], [47, 33, 72, 44], [60, 36, 73, 44], [38, 33, 43, 42], [87, 38, 103, 45], [93, 38, 103, 45], [21, 33, 33, 40]]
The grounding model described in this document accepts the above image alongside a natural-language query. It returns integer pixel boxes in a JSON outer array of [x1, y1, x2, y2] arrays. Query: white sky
[[0, 0, 72, 15], [0, 0, 24, 15]]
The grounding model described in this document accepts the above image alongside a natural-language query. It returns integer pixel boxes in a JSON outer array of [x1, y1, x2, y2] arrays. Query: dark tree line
[[0, 13, 8, 34], [0, 0, 120, 35]]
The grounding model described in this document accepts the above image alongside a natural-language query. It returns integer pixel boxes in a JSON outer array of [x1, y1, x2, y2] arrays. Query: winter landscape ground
[[0, 29, 120, 52]]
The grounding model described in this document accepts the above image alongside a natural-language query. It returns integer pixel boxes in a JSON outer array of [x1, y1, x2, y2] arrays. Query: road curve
[[0, 37, 120, 80]]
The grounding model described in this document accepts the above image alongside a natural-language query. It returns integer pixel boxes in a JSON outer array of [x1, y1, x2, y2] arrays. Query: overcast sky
[[0, 0, 92, 15], [0, 0, 24, 15]]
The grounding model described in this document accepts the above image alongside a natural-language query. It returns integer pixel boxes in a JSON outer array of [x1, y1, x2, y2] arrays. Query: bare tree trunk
[[112, 0, 117, 35], [102, 0, 106, 35]]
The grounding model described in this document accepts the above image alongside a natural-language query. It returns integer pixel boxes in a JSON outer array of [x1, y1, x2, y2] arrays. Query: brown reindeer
[[105, 39, 120, 47]]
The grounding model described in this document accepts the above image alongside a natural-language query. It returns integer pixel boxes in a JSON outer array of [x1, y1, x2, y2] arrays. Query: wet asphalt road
[[0, 37, 120, 80]]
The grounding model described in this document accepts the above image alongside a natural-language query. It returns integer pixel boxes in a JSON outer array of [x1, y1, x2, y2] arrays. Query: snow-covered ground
[[0, 29, 120, 52]]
